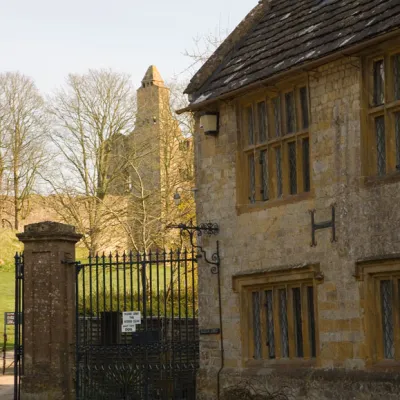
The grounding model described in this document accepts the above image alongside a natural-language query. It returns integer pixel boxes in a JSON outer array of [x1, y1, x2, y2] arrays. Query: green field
[[0, 228, 22, 350], [0, 271, 15, 350]]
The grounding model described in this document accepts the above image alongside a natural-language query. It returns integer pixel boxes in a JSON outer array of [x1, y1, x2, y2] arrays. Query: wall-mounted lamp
[[173, 187, 198, 206], [200, 112, 219, 136]]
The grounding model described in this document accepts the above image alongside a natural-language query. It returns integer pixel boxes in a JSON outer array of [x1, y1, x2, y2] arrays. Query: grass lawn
[[0, 271, 16, 350], [0, 228, 22, 350]]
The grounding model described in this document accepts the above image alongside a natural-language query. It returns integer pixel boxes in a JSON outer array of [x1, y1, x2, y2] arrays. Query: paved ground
[[0, 373, 13, 399]]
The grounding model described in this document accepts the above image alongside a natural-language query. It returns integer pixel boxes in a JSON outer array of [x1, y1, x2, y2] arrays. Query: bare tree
[[46, 69, 195, 255], [183, 25, 229, 72], [47, 69, 137, 254], [0, 72, 48, 230]]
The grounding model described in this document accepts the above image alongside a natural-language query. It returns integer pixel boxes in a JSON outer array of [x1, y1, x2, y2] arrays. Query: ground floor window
[[356, 259, 400, 363], [233, 265, 321, 364], [250, 284, 316, 360]]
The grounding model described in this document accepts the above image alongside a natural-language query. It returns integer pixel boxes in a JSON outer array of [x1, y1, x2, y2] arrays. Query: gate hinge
[[62, 259, 82, 273]]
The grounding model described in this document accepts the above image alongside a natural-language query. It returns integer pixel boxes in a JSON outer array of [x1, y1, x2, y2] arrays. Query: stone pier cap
[[17, 221, 83, 243]]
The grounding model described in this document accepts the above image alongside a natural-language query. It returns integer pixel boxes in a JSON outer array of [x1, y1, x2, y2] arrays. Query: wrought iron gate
[[75, 249, 199, 400], [14, 253, 24, 400]]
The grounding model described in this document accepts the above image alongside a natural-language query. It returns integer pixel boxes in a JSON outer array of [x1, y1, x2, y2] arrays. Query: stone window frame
[[232, 264, 322, 367], [362, 42, 400, 183], [236, 77, 312, 214], [355, 257, 400, 366]]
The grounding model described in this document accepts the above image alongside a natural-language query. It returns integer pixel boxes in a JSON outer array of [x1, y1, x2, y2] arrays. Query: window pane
[[252, 292, 262, 359], [258, 101, 267, 142], [395, 112, 400, 169], [275, 148, 283, 198], [373, 60, 385, 106], [292, 288, 304, 357], [249, 155, 256, 203], [300, 87, 309, 129], [307, 286, 316, 358], [247, 106, 254, 145], [285, 91, 296, 134], [394, 54, 400, 101], [273, 97, 281, 138], [279, 289, 289, 358], [265, 290, 275, 359], [302, 138, 311, 192], [380, 280, 394, 359], [375, 116, 386, 176], [261, 150, 269, 201], [288, 142, 297, 195]]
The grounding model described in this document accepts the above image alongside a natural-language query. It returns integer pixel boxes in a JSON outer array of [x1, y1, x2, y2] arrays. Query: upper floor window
[[239, 84, 311, 207], [364, 48, 400, 178]]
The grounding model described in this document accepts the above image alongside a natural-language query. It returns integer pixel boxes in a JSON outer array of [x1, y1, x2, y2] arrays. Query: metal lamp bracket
[[168, 221, 220, 274]]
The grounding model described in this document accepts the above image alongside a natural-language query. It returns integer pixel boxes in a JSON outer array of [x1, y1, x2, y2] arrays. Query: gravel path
[[0, 374, 14, 399]]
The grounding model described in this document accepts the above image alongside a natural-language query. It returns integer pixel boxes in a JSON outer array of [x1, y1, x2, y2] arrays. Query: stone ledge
[[17, 221, 82, 243]]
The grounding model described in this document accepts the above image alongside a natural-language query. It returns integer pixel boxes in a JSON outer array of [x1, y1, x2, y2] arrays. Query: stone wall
[[194, 56, 400, 399]]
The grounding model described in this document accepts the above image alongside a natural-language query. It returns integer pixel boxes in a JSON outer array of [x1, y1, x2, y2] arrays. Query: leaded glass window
[[260, 150, 269, 201], [249, 284, 317, 361], [252, 292, 262, 359], [293, 288, 303, 358], [396, 112, 400, 168], [307, 286, 316, 358], [362, 265, 400, 364], [249, 154, 256, 203], [375, 116, 386, 176], [302, 138, 311, 192], [265, 290, 275, 359], [240, 83, 310, 205], [273, 97, 281, 138], [288, 142, 297, 195], [300, 87, 309, 129], [380, 280, 394, 359], [373, 60, 385, 106], [247, 106, 254, 145], [279, 289, 289, 358], [393, 54, 400, 101], [366, 51, 400, 177], [258, 101, 267, 143], [285, 91, 296, 134], [275, 147, 283, 198]]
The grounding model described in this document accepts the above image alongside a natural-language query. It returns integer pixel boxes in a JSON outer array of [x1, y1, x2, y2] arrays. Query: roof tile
[[189, 0, 400, 106]]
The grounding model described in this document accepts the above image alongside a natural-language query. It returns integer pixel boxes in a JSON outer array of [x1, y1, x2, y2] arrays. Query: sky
[[0, 1, 256, 94]]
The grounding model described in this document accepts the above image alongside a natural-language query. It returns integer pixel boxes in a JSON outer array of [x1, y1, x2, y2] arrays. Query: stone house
[[180, 0, 400, 399]]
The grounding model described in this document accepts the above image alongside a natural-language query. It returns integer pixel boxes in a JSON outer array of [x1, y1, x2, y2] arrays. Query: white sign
[[122, 311, 141, 324], [121, 324, 136, 333], [122, 319, 136, 326]]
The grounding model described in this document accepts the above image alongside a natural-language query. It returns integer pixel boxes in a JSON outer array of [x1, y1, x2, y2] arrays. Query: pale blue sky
[[0, 1, 256, 93]]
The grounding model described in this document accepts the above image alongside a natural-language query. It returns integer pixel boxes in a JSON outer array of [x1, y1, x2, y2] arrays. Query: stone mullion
[[392, 277, 400, 360]]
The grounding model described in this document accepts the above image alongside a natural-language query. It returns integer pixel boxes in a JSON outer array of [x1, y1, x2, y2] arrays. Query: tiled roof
[[187, 0, 400, 106]]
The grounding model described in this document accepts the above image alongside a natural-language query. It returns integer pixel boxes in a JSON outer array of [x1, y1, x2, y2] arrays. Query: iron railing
[[75, 249, 199, 400]]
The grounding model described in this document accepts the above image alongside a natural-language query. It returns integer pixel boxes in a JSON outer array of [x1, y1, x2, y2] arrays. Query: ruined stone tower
[[127, 66, 193, 249], [133, 65, 175, 194]]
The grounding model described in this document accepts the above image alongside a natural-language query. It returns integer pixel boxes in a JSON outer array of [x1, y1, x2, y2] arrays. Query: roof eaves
[[177, 28, 400, 114]]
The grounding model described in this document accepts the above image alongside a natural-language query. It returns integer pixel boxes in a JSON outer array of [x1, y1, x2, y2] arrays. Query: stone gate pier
[[17, 221, 82, 400]]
